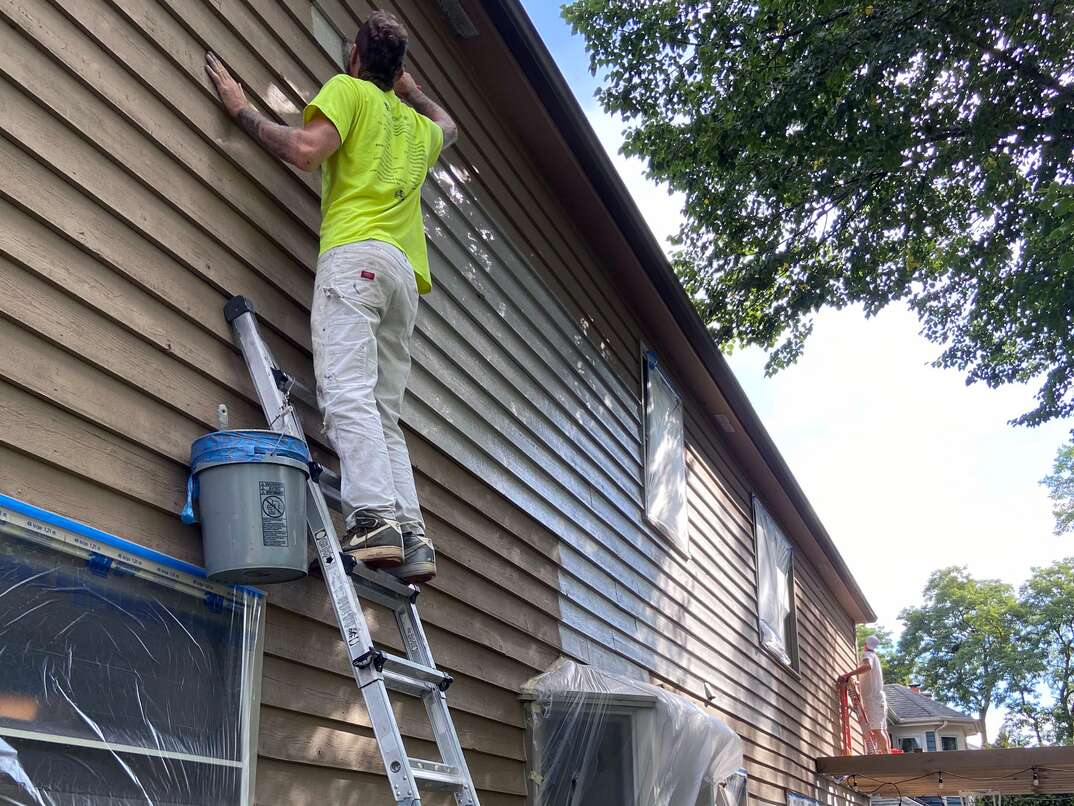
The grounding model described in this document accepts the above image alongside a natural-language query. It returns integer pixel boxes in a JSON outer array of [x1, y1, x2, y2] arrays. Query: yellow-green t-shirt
[[304, 75, 443, 294]]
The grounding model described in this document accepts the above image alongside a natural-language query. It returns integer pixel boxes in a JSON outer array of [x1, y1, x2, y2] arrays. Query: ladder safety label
[[259, 481, 288, 547], [341, 613, 361, 646]]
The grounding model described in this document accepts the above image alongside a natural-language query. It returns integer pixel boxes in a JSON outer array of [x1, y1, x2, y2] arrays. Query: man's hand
[[392, 71, 458, 149], [205, 52, 249, 118], [393, 71, 421, 100]]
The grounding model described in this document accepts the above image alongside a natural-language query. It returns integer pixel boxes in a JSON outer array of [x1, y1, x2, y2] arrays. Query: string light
[[1032, 767, 1040, 789], [937, 772, 944, 793]]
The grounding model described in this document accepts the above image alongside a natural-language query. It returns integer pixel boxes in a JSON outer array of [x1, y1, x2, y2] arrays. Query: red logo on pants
[[361, 270, 376, 280]]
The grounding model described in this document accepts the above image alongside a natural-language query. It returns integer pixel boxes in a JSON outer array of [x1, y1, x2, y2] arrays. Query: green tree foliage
[[1042, 442, 1074, 535], [895, 567, 1019, 746], [563, 0, 1074, 426], [855, 623, 914, 684], [890, 561, 1074, 748], [855, 623, 894, 655], [1018, 558, 1074, 743]]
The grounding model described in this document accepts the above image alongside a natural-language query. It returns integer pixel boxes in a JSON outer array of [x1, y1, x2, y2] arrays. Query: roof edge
[[477, 0, 875, 623]]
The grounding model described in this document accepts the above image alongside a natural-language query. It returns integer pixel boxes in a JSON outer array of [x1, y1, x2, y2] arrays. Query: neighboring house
[[886, 684, 983, 754], [0, 1, 877, 805], [867, 689, 981, 806]]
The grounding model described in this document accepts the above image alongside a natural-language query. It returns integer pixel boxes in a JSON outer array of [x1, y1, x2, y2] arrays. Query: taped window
[[523, 658, 743, 806], [644, 352, 688, 549], [0, 494, 264, 806], [753, 497, 798, 668]]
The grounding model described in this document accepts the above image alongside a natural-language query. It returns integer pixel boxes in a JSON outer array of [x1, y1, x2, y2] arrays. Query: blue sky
[[521, 2, 1072, 734]]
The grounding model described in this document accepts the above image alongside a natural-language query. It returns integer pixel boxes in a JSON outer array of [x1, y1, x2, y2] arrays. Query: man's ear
[[346, 43, 359, 76]]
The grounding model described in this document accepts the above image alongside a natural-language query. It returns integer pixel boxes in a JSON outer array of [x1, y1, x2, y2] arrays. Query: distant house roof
[[885, 684, 978, 724]]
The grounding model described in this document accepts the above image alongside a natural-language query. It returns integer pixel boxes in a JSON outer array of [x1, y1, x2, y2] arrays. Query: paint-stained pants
[[311, 240, 426, 537]]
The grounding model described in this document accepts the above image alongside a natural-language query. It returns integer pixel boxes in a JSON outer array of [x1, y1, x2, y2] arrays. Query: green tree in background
[[563, 1, 1074, 427], [1042, 442, 1074, 535], [855, 623, 894, 655], [855, 623, 914, 684], [1019, 558, 1074, 743], [894, 567, 1019, 746]]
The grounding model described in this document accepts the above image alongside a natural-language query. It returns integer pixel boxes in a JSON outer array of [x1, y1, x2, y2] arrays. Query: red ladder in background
[[838, 678, 879, 755]]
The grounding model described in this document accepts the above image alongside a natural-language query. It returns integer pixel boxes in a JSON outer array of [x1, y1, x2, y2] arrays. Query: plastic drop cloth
[[754, 498, 794, 665], [0, 497, 263, 806], [523, 658, 744, 806]]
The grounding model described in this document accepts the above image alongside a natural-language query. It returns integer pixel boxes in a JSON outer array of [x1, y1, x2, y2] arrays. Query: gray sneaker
[[341, 514, 403, 568], [389, 533, 436, 584]]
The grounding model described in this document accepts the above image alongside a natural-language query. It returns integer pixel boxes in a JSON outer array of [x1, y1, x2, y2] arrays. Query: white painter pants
[[311, 240, 425, 537]]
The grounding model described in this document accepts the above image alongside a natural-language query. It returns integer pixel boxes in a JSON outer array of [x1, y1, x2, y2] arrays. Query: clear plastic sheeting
[[644, 353, 689, 549], [0, 494, 264, 806], [754, 497, 794, 664], [523, 658, 744, 806]]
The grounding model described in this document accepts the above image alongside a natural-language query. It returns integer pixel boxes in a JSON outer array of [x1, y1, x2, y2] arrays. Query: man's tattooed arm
[[205, 51, 340, 171], [235, 107, 302, 166]]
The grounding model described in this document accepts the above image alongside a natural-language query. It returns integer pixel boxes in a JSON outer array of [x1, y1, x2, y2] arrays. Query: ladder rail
[[396, 602, 479, 805], [227, 300, 422, 804], [225, 297, 481, 806]]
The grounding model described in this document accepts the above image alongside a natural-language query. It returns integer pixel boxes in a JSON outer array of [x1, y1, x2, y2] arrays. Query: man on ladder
[[206, 11, 457, 584], [839, 635, 893, 754]]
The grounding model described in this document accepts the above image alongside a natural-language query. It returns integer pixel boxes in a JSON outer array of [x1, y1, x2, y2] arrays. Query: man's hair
[[355, 11, 408, 90]]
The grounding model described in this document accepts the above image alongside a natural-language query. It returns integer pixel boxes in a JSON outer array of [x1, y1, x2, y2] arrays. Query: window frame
[[522, 691, 658, 806], [751, 496, 801, 672], [925, 731, 938, 752], [0, 493, 265, 805], [941, 735, 959, 752], [640, 347, 690, 553]]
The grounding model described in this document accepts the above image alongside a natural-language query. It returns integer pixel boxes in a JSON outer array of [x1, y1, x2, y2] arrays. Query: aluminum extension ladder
[[225, 295, 480, 806]]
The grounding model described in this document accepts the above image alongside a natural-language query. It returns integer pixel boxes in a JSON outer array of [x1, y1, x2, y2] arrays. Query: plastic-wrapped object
[[522, 658, 744, 806], [754, 498, 794, 664], [0, 494, 264, 806]]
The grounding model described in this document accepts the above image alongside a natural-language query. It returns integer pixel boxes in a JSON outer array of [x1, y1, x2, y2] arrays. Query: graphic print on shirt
[[370, 97, 431, 207]]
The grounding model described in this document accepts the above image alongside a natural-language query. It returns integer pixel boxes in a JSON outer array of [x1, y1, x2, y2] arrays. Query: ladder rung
[[409, 758, 464, 790], [319, 466, 342, 491], [381, 653, 452, 691], [383, 669, 436, 697], [334, 554, 419, 606], [271, 366, 318, 409]]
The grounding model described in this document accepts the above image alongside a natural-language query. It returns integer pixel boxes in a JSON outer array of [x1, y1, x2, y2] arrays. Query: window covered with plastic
[[523, 658, 743, 806], [753, 496, 797, 667], [644, 352, 689, 549], [0, 494, 264, 805]]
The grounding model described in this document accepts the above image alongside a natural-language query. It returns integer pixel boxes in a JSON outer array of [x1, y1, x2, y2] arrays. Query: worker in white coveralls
[[205, 12, 457, 583], [839, 635, 892, 753]]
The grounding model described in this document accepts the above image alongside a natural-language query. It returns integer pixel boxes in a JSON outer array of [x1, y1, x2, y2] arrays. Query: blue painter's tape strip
[[0, 493, 265, 599]]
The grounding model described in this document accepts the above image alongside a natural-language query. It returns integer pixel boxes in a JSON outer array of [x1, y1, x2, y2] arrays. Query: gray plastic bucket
[[188, 430, 309, 584]]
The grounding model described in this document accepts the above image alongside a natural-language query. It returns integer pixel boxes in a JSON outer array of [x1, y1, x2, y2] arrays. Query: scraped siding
[[0, 0, 861, 805]]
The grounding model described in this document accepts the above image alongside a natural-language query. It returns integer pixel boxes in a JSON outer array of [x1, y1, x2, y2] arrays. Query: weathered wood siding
[[0, 0, 861, 804]]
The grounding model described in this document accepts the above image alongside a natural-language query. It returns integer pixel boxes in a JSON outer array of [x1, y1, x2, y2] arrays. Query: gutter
[[475, 0, 875, 622]]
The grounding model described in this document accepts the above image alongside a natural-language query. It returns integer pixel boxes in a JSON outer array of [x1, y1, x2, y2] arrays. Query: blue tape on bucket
[[181, 430, 311, 525]]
